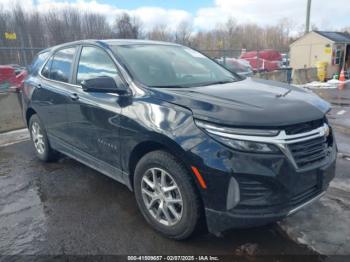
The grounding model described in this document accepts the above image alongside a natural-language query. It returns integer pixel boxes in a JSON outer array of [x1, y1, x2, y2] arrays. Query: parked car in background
[[216, 57, 254, 77], [23, 40, 336, 240], [281, 53, 290, 68], [0, 65, 27, 93], [240, 50, 282, 72]]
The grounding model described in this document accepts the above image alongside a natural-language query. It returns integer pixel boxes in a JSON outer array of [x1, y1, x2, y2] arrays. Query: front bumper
[[188, 132, 337, 234], [205, 191, 326, 233]]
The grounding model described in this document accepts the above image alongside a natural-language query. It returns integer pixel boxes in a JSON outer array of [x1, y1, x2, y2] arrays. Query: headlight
[[195, 119, 280, 153], [212, 135, 279, 153]]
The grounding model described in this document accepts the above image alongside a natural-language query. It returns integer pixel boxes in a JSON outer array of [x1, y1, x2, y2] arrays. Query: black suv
[[22, 40, 336, 239]]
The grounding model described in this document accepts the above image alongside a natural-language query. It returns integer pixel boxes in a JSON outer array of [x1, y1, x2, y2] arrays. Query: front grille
[[232, 185, 321, 215], [289, 185, 320, 207], [237, 177, 271, 200], [288, 136, 329, 168], [284, 118, 325, 135]]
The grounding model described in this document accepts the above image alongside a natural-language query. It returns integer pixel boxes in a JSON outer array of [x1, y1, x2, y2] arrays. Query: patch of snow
[[327, 79, 350, 85], [330, 179, 350, 192], [304, 81, 338, 89], [337, 110, 346, 115]]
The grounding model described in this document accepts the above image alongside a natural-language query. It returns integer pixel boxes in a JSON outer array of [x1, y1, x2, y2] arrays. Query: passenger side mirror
[[81, 76, 130, 95]]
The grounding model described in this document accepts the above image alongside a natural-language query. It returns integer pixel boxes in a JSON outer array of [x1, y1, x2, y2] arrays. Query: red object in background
[[240, 50, 282, 72], [0, 65, 27, 92]]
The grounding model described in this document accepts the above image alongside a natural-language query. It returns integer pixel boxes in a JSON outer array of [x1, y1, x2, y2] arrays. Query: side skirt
[[49, 135, 132, 190]]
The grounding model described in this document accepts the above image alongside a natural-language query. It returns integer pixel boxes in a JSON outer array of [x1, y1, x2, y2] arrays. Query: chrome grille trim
[[207, 123, 331, 170], [287, 192, 325, 216], [206, 123, 329, 144]]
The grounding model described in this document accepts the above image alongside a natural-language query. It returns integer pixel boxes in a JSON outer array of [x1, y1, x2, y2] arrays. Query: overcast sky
[[1, 0, 349, 33]]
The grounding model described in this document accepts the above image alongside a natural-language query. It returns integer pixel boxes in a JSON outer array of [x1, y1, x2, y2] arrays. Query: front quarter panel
[[119, 95, 207, 181]]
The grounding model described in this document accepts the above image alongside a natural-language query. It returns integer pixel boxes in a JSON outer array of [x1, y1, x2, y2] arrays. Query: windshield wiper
[[196, 80, 235, 87], [276, 88, 292, 98], [152, 79, 236, 89], [152, 85, 190, 88]]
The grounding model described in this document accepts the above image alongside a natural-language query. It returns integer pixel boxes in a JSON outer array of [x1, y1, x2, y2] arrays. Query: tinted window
[[77, 46, 118, 84], [112, 45, 237, 88], [30, 51, 49, 74], [50, 47, 76, 83], [41, 56, 53, 78]]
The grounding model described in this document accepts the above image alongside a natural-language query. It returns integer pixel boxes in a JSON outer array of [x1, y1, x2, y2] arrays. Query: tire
[[134, 150, 201, 240], [29, 114, 58, 162]]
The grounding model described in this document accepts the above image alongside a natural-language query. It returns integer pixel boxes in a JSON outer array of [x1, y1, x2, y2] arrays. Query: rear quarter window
[[49, 47, 76, 83], [29, 51, 49, 75]]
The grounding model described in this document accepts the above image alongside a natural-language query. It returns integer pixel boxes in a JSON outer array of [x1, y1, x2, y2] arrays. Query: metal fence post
[[19, 35, 28, 66], [223, 50, 226, 66], [0, 47, 44, 66]]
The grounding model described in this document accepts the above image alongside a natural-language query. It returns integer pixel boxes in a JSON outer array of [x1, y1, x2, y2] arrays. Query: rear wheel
[[29, 114, 58, 162], [134, 150, 201, 240]]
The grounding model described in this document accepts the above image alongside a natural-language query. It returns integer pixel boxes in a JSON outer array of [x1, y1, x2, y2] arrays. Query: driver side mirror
[[81, 76, 130, 95]]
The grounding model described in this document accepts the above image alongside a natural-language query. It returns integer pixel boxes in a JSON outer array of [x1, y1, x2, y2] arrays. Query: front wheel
[[134, 150, 202, 240], [29, 114, 58, 162]]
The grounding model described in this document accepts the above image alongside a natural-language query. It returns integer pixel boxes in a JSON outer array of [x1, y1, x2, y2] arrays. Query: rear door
[[31, 46, 77, 142]]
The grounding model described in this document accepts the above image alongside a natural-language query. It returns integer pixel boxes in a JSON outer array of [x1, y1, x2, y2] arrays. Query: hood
[[150, 78, 330, 127]]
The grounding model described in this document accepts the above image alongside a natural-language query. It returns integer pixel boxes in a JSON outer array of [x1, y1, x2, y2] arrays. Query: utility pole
[[305, 0, 312, 34]]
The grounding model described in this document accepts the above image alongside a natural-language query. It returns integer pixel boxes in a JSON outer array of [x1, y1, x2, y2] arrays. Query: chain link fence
[[200, 49, 243, 60], [0, 47, 43, 67], [0, 46, 288, 66]]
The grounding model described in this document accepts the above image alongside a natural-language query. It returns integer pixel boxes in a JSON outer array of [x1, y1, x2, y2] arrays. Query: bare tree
[[147, 23, 174, 42], [175, 20, 192, 46], [113, 13, 143, 39], [82, 13, 112, 39], [0, 7, 10, 47], [45, 10, 69, 45], [61, 8, 83, 42], [0, 5, 317, 65], [27, 11, 46, 48]]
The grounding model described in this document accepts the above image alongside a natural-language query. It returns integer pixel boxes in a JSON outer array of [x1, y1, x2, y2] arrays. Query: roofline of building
[[290, 31, 335, 47]]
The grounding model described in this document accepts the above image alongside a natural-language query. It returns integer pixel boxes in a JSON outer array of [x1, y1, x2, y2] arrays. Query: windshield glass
[[111, 44, 238, 88]]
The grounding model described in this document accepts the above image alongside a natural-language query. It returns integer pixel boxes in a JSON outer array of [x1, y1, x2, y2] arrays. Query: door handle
[[36, 84, 42, 89], [70, 93, 79, 101]]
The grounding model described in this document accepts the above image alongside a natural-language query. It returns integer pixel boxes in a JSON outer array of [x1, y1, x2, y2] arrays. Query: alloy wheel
[[141, 167, 183, 226], [31, 122, 45, 154]]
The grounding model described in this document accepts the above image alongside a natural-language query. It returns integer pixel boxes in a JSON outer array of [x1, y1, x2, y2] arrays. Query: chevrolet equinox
[[22, 40, 336, 239]]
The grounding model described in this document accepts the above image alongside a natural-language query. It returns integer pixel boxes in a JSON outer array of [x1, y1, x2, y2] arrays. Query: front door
[[66, 45, 124, 170]]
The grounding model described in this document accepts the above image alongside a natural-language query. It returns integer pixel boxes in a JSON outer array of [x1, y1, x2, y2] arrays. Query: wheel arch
[[25, 107, 37, 127], [127, 137, 192, 191]]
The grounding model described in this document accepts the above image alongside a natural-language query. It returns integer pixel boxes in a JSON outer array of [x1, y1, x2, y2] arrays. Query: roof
[[45, 39, 180, 53], [101, 39, 180, 46], [314, 31, 350, 43]]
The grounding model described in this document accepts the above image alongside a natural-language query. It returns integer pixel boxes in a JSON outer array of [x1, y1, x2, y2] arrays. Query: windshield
[[111, 44, 238, 88]]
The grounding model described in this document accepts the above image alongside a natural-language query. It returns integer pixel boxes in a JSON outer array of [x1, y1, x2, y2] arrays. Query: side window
[[30, 51, 49, 74], [41, 56, 53, 78], [76, 46, 118, 84], [50, 47, 76, 83]]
